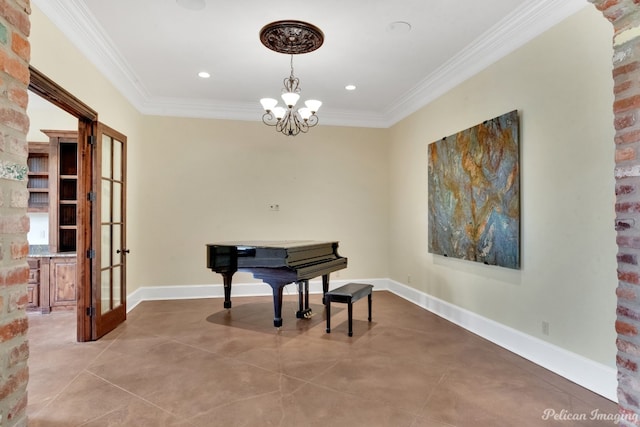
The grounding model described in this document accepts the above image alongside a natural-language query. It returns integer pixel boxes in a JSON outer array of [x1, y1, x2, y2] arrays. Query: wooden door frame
[[28, 65, 97, 342]]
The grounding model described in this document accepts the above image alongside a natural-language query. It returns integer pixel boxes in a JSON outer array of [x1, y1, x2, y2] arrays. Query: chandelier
[[259, 20, 324, 137]]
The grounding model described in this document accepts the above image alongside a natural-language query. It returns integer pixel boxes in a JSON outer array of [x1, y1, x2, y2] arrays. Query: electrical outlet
[[407, 274, 412, 284], [541, 321, 550, 336], [269, 204, 280, 211]]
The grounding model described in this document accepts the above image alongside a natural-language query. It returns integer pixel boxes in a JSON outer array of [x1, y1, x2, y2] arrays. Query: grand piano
[[206, 240, 348, 327]]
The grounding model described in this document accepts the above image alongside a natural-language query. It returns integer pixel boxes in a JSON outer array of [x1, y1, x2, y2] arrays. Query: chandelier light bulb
[[304, 99, 322, 113], [298, 108, 312, 121], [272, 106, 287, 120], [281, 92, 300, 108], [260, 98, 278, 111]]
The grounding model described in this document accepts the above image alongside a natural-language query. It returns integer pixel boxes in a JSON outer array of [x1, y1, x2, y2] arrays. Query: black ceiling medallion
[[259, 20, 324, 55]]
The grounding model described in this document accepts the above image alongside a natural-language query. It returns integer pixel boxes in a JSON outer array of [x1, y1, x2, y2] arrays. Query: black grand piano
[[206, 240, 347, 327]]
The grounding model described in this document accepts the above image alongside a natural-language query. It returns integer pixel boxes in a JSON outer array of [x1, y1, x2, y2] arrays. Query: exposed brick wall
[[592, 0, 640, 425], [0, 0, 30, 426]]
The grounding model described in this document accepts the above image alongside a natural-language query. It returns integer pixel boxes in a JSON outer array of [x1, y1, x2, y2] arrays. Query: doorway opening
[[27, 66, 128, 342], [26, 91, 80, 337]]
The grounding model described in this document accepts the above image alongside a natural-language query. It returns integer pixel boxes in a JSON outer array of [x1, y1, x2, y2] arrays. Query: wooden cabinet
[[42, 130, 78, 253], [46, 256, 77, 311], [27, 130, 79, 313], [28, 255, 77, 313], [27, 258, 40, 310]]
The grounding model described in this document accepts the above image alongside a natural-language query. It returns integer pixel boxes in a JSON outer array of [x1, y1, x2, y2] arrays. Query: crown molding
[[32, 0, 151, 109], [383, 0, 588, 127], [33, 0, 587, 129], [137, 97, 389, 128]]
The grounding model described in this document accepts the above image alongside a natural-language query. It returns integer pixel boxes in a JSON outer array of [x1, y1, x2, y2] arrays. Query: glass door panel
[[101, 269, 111, 314], [92, 123, 127, 339]]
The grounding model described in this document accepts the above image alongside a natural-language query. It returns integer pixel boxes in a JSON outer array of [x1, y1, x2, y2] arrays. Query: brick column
[[0, 1, 30, 426], [592, 0, 640, 425]]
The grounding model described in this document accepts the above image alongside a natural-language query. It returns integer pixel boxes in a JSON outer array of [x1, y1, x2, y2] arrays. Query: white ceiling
[[33, 0, 586, 128]]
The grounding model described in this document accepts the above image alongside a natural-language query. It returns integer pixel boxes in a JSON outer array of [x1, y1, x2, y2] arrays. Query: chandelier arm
[[293, 111, 309, 134], [305, 114, 319, 128], [287, 112, 302, 136], [275, 110, 291, 134], [262, 111, 278, 126], [272, 109, 312, 136]]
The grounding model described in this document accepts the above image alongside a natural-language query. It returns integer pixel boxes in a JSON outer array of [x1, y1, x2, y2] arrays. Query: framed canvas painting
[[427, 110, 520, 269]]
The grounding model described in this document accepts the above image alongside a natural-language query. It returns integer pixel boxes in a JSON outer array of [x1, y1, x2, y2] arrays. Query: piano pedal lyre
[[296, 308, 313, 319], [295, 279, 313, 320]]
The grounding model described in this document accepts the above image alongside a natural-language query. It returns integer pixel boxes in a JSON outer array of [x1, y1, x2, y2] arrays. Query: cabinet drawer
[[27, 258, 40, 285], [28, 268, 39, 284], [27, 283, 39, 308]]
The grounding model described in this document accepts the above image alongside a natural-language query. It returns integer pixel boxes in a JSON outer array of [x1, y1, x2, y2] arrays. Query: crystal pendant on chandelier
[[258, 21, 324, 137]]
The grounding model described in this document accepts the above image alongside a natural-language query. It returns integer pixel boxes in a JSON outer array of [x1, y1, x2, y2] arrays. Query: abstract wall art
[[427, 110, 520, 269]]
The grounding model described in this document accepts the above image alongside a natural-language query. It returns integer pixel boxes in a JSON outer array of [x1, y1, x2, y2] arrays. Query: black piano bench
[[325, 283, 373, 337]]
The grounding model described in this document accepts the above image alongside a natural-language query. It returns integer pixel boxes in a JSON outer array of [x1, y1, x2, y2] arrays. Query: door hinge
[[87, 191, 96, 202], [86, 249, 95, 259], [87, 135, 96, 145], [86, 306, 95, 317]]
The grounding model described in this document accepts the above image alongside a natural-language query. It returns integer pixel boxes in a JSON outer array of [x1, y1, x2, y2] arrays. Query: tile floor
[[26, 291, 618, 426]]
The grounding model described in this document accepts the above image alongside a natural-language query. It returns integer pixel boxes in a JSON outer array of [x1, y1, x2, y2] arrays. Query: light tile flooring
[[27, 291, 618, 426]]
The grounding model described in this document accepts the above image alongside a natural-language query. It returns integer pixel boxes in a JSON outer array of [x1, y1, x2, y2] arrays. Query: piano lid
[[206, 240, 343, 270], [210, 240, 334, 250]]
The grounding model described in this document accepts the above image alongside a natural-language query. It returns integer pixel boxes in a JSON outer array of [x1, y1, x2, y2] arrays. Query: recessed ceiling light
[[198, 71, 211, 78], [176, 0, 206, 11], [345, 84, 356, 91], [387, 21, 411, 35]]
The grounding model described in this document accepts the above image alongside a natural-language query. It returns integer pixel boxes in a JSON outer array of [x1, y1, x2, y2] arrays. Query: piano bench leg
[[273, 317, 283, 328], [224, 301, 232, 309], [325, 298, 331, 333]]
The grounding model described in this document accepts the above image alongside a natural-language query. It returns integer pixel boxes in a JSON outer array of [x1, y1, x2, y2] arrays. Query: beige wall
[[389, 5, 617, 366], [29, 4, 617, 368], [130, 116, 390, 288]]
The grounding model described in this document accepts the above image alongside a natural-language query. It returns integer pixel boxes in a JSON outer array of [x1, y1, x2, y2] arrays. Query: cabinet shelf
[[27, 144, 50, 212], [39, 130, 79, 253]]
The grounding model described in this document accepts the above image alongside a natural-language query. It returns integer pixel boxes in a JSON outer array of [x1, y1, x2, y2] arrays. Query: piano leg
[[222, 272, 233, 309], [295, 280, 312, 319], [271, 285, 285, 327], [322, 274, 329, 305]]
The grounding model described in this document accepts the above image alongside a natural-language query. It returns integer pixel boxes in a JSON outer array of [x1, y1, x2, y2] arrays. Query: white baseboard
[[126, 278, 617, 402]]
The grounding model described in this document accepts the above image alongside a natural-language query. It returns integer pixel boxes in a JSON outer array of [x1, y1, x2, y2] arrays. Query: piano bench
[[325, 283, 373, 337]]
